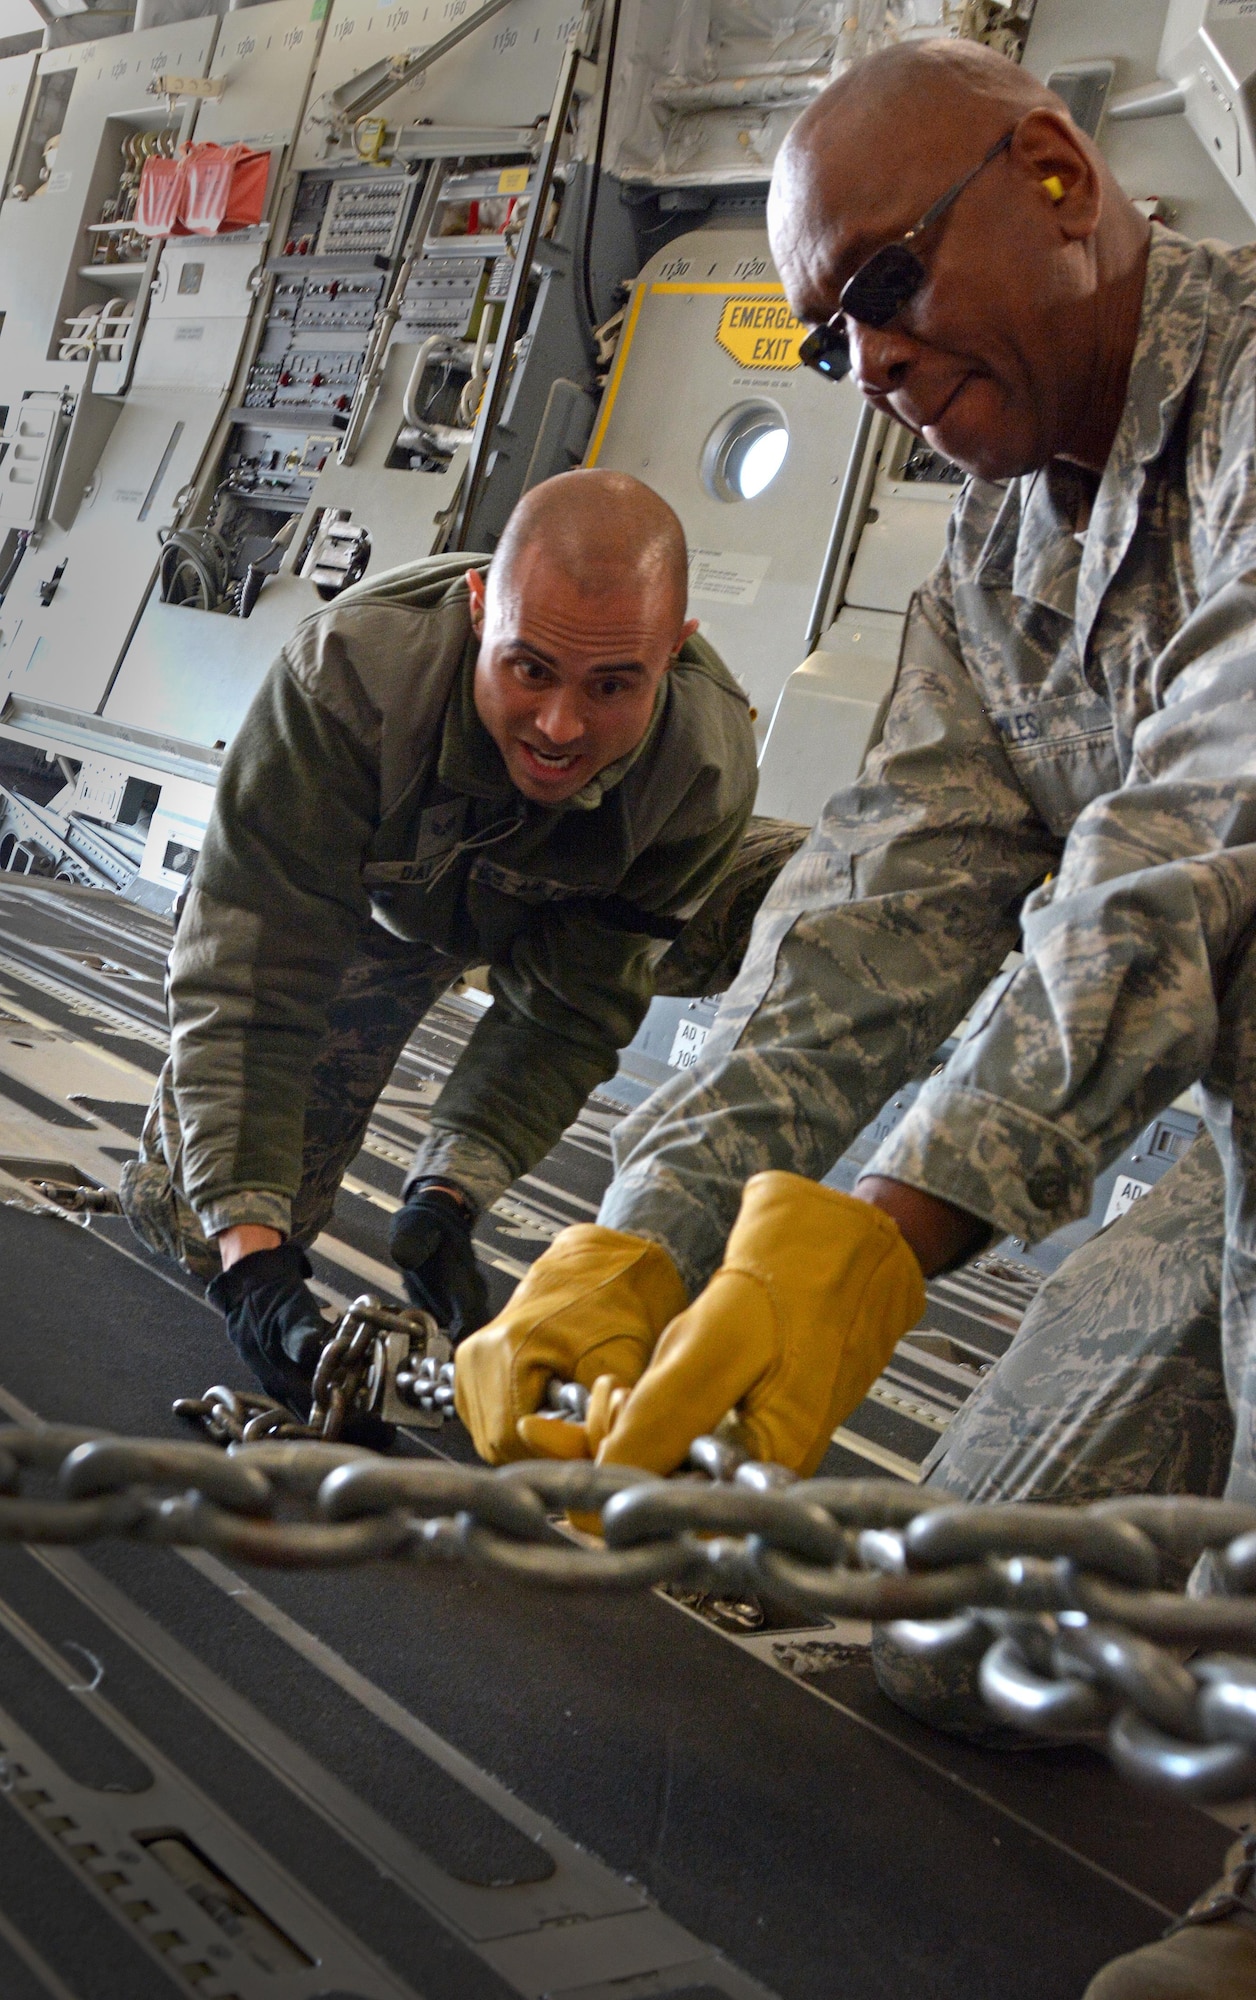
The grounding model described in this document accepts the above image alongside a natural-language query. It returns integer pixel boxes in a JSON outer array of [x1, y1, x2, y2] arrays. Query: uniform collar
[[437, 629, 516, 802], [436, 622, 670, 813], [975, 231, 1212, 643], [1075, 228, 1212, 656]]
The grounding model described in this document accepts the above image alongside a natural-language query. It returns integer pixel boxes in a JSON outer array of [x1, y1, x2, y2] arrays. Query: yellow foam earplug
[[1042, 174, 1066, 202]]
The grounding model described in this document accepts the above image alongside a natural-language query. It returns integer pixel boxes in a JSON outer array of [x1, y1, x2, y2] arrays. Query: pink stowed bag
[[133, 143, 271, 238], [133, 152, 185, 236], [178, 142, 270, 234]]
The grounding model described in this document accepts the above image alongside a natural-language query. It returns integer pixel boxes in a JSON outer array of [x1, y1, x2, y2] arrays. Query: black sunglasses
[[798, 130, 1014, 383]]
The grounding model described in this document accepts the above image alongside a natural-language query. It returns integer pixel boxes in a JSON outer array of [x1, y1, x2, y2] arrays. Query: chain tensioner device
[[175, 1294, 456, 1444]]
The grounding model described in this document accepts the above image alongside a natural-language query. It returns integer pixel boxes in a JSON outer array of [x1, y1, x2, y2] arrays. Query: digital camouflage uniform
[[122, 553, 774, 1278], [924, 1131, 1231, 1516], [873, 1126, 1231, 1736], [126, 813, 806, 1282], [598, 227, 1256, 1722]]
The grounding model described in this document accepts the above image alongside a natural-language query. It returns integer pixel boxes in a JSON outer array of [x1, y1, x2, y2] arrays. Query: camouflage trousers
[[654, 816, 808, 998], [121, 923, 472, 1281], [874, 932, 1256, 1737], [871, 1128, 1231, 1736], [120, 817, 809, 1281]]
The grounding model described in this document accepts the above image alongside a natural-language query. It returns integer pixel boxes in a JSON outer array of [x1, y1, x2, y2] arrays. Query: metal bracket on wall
[[448, 35, 585, 547]]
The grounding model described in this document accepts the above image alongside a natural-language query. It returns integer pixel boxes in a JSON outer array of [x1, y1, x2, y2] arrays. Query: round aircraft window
[[702, 402, 790, 503]]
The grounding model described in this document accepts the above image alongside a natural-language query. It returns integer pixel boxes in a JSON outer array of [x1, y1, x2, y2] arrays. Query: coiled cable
[[157, 526, 230, 611]]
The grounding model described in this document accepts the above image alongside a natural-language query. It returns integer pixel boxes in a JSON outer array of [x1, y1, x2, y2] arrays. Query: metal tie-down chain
[[4, 1415, 1256, 1801], [176, 1294, 594, 1444], [175, 1295, 456, 1443]]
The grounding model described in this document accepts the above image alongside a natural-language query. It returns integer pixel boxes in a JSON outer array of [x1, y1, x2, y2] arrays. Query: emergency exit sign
[[716, 296, 805, 370]]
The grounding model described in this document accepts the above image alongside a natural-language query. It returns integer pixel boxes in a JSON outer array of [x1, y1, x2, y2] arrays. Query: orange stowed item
[[133, 144, 271, 238], [179, 142, 270, 235], [133, 151, 183, 236]]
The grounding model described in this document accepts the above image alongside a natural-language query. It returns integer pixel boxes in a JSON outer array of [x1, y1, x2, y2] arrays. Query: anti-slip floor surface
[[0, 1198, 1231, 2000], [0, 882, 1236, 1997]]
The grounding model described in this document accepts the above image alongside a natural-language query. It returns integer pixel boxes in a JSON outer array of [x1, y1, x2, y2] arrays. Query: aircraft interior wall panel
[[586, 224, 866, 738], [105, 582, 313, 751], [0, 5, 334, 728], [0, 20, 219, 396], [755, 606, 906, 826], [0, 389, 226, 716], [0, 49, 37, 216], [132, 247, 258, 394], [842, 438, 960, 618], [596, 0, 951, 190], [97, 0, 584, 757], [0, 4, 330, 731], [1021, 0, 1253, 244], [195, 0, 328, 150], [293, 0, 581, 172], [104, 347, 469, 748]]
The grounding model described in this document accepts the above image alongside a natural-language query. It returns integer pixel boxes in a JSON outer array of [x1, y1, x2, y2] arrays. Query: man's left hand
[[390, 1182, 489, 1338], [208, 1240, 397, 1449]]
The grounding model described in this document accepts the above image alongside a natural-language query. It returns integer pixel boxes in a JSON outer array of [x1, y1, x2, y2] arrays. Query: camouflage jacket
[[167, 556, 755, 1238], [603, 226, 1256, 1294]]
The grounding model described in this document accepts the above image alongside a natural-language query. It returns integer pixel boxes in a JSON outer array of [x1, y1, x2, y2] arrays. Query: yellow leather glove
[[516, 1372, 632, 1461], [453, 1224, 688, 1464], [593, 1171, 926, 1478]]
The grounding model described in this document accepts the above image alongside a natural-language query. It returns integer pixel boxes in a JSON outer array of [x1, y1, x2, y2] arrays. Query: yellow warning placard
[[497, 167, 530, 195], [716, 296, 805, 370]]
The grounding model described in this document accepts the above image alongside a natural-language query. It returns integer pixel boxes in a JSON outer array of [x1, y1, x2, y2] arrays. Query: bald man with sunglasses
[[455, 42, 1256, 1991]]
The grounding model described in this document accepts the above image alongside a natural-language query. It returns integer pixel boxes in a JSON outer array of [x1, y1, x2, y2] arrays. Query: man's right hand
[[453, 1224, 688, 1463], [206, 1240, 327, 1414]]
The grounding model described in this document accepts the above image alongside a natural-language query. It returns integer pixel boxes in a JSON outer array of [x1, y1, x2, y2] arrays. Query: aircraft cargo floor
[[0, 882, 1239, 1998]]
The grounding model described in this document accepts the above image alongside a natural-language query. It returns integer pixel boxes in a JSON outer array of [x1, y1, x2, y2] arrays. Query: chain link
[[30, 1180, 122, 1216], [175, 1296, 584, 1444], [174, 1295, 455, 1443], [4, 1417, 1256, 1798]]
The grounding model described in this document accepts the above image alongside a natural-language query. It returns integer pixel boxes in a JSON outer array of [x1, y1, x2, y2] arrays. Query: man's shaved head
[[772, 40, 1065, 302], [491, 469, 689, 627], [467, 470, 699, 805], [769, 39, 1150, 479]]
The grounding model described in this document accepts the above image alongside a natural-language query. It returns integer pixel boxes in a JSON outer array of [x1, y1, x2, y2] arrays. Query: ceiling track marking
[[0, 989, 160, 1084], [828, 1427, 922, 1482], [0, 951, 168, 1052], [2, 936, 168, 1016]]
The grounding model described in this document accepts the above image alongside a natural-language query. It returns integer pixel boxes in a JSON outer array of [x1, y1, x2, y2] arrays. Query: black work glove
[[389, 1182, 489, 1340], [206, 1241, 395, 1451], [206, 1241, 327, 1413]]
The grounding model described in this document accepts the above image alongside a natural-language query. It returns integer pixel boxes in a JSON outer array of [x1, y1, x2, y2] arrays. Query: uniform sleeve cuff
[[865, 1084, 1094, 1245], [597, 1167, 728, 1299], [404, 1132, 516, 1216], [195, 1190, 293, 1239]]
